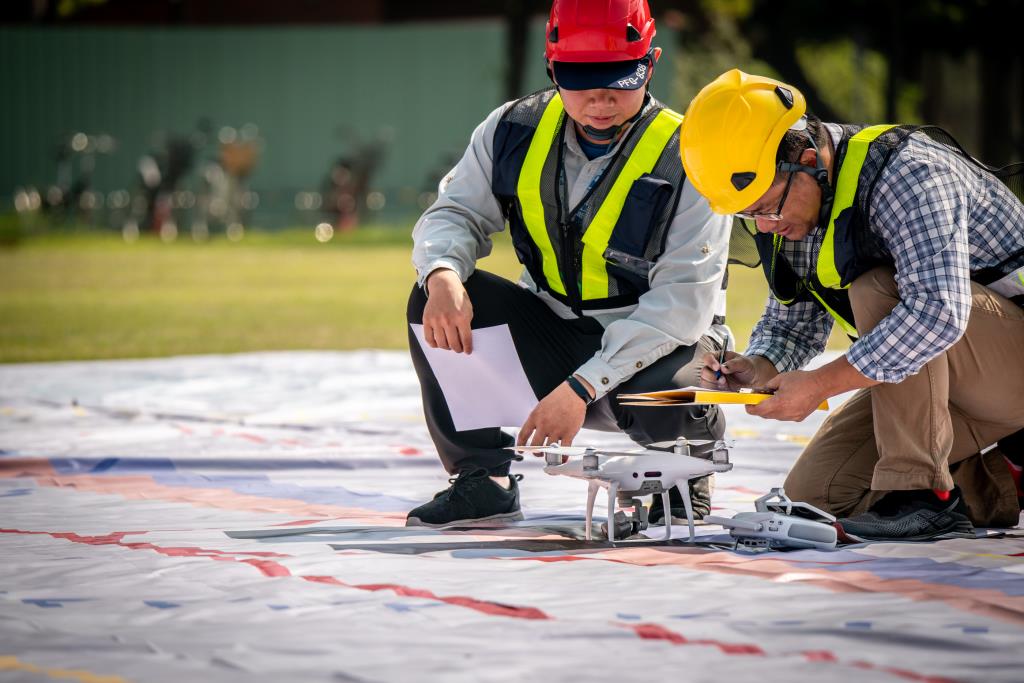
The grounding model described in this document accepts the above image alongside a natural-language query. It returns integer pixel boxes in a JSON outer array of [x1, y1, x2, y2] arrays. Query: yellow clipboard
[[618, 386, 829, 411]]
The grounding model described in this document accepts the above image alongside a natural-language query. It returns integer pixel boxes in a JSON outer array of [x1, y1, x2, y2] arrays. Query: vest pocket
[[604, 173, 673, 290]]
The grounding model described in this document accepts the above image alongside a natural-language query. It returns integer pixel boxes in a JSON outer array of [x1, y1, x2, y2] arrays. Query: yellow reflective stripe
[[808, 287, 859, 338], [818, 125, 897, 289], [580, 108, 684, 299], [517, 94, 567, 296]]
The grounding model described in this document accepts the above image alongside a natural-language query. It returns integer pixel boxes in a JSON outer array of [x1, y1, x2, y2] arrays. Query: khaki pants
[[784, 266, 1024, 527]]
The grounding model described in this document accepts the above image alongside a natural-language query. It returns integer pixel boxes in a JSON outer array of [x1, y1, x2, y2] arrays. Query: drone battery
[[787, 521, 837, 545]]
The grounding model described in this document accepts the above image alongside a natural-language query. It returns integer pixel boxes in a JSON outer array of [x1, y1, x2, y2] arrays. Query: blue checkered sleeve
[[845, 142, 975, 383], [745, 294, 834, 372]]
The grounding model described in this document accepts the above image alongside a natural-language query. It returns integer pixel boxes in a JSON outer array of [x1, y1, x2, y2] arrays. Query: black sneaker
[[836, 487, 975, 543], [648, 475, 713, 525], [406, 468, 524, 528]]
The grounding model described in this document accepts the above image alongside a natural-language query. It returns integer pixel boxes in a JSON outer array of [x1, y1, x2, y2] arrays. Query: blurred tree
[[665, 0, 1023, 164], [504, 0, 548, 101]]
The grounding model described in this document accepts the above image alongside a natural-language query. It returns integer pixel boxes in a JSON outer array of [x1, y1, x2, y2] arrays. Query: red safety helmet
[[545, 0, 657, 63]]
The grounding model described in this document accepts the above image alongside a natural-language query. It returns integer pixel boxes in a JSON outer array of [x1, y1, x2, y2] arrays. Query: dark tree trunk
[[885, 3, 903, 122], [504, 0, 531, 102]]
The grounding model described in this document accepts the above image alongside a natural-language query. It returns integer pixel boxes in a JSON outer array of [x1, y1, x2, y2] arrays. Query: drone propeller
[[505, 445, 590, 457], [505, 445, 668, 458], [646, 438, 717, 449]]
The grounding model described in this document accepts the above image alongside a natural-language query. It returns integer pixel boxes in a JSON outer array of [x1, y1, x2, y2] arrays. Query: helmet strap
[[805, 133, 835, 227], [778, 132, 833, 227]]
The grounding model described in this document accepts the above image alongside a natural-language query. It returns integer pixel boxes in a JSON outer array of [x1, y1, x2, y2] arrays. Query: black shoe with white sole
[[648, 474, 713, 526], [836, 487, 975, 543], [406, 468, 524, 528]]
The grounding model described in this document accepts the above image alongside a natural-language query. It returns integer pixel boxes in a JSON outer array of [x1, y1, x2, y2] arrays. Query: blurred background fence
[[3, 0, 1021, 238], [0, 22, 578, 234]]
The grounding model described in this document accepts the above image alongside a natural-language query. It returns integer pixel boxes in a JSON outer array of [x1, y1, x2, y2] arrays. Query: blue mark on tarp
[[50, 457, 177, 474], [0, 488, 32, 497], [669, 611, 729, 620], [616, 613, 641, 621], [23, 598, 92, 608], [753, 549, 1024, 597], [149, 472, 416, 512], [845, 621, 872, 630], [944, 623, 991, 634], [385, 603, 416, 613], [39, 458, 416, 511], [144, 600, 181, 609], [267, 604, 290, 611], [772, 620, 805, 626]]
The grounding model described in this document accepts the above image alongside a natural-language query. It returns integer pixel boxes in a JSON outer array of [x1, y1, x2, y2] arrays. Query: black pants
[[407, 270, 725, 476]]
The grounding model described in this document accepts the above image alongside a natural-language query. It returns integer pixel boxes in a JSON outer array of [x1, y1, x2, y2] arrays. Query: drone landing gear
[[585, 481, 696, 544]]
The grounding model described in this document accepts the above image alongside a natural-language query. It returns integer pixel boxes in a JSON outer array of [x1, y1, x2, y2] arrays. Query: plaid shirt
[[745, 124, 1024, 383]]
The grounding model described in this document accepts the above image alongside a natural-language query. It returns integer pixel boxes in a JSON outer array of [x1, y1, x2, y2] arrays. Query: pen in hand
[[714, 345, 727, 380]]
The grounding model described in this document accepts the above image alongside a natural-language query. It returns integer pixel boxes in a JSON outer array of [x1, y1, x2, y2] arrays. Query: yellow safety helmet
[[679, 69, 807, 215]]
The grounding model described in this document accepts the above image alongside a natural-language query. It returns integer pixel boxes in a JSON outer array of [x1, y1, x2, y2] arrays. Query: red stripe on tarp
[[0, 528, 293, 578], [631, 622, 766, 654], [0, 527, 967, 680], [625, 623, 956, 682], [802, 650, 839, 662], [302, 575, 549, 620], [0, 527, 547, 620]]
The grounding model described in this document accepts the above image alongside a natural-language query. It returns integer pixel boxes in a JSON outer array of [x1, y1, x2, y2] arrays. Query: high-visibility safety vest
[[492, 88, 717, 316], [754, 124, 1024, 338]]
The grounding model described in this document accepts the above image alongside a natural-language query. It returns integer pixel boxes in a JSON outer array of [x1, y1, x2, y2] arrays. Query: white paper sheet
[[410, 323, 538, 431]]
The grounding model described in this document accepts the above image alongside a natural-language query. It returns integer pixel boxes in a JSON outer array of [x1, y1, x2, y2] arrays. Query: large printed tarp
[[1, 351, 1022, 682]]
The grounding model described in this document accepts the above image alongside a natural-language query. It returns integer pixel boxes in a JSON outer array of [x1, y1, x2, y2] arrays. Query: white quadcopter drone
[[510, 437, 732, 543]]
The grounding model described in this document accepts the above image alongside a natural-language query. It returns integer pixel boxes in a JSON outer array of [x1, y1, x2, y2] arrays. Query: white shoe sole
[[405, 510, 525, 529]]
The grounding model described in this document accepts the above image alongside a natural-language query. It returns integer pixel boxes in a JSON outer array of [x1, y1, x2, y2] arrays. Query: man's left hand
[[746, 369, 827, 422], [516, 381, 589, 448]]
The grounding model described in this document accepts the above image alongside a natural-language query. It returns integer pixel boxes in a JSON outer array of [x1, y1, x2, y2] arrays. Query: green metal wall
[[0, 22, 679, 225]]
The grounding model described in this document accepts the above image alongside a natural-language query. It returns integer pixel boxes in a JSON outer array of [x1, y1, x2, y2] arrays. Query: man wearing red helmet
[[405, 0, 732, 529]]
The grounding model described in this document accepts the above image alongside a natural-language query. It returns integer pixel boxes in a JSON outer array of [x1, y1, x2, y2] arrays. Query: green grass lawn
[[0, 225, 840, 363]]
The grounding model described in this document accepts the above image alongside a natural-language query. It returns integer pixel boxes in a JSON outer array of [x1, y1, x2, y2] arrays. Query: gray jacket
[[412, 100, 731, 399]]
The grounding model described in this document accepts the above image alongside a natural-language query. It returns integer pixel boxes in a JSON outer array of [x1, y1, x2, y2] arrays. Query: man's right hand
[[423, 269, 474, 354], [699, 351, 778, 390]]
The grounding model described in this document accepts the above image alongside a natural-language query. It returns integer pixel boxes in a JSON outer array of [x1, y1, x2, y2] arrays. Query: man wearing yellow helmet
[[681, 69, 1024, 542]]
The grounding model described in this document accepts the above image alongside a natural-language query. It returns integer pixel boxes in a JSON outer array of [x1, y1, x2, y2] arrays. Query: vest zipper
[[553, 104, 658, 316]]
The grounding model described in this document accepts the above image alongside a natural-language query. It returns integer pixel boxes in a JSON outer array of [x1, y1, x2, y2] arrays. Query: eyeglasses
[[735, 168, 795, 222]]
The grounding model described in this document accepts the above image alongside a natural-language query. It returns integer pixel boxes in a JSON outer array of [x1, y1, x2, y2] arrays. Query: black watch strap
[[565, 375, 594, 405]]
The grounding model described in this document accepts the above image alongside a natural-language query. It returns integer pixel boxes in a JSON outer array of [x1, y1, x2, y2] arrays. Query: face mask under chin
[[581, 123, 622, 141]]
